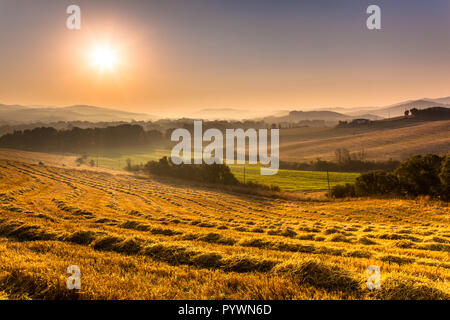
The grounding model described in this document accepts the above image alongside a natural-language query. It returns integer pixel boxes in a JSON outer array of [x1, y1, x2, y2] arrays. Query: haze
[[1, 0, 450, 117]]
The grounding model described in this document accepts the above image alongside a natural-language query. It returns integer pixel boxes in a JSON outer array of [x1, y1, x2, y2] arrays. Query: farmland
[[279, 120, 450, 162], [0, 151, 449, 300], [80, 147, 358, 192], [230, 165, 358, 192]]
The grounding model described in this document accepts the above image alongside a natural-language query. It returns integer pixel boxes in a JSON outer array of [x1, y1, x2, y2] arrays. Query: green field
[[230, 165, 358, 191], [87, 147, 169, 170], [87, 147, 359, 191]]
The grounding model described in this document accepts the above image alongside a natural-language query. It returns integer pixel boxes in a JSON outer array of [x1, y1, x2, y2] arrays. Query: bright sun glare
[[91, 46, 118, 72]]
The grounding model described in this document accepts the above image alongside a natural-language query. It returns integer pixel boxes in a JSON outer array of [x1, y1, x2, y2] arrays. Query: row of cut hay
[[0, 219, 448, 298], [0, 219, 58, 242], [119, 220, 183, 236], [181, 232, 237, 245], [274, 258, 449, 299], [52, 199, 93, 217], [60, 229, 275, 273], [369, 274, 449, 300]]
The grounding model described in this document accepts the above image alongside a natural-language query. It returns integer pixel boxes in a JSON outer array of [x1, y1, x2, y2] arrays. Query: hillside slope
[[0, 104, 153, 123], [280, 120, 450, 161]]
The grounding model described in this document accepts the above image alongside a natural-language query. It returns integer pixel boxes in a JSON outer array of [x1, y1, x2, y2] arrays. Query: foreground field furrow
[[0, 159, 449, 300]]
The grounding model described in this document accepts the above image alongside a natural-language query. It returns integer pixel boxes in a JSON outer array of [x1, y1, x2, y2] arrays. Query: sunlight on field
[[84, 147, 358, 191], [87, 147, 170, 170], [230, 165, 359, 191], [0, 158, 448, 300]]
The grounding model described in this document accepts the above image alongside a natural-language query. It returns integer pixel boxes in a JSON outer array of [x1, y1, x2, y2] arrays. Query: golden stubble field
[[280, 120, 450, 161], [0, 155, 449, 300]]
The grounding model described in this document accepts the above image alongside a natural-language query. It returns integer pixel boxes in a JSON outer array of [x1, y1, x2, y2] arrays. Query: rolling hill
[[263, 110, 356, 124], [279, 120, 450, 162], [267, 96, 450, 122], [362, 100, 448, 118], [0, 104, 153, 123]]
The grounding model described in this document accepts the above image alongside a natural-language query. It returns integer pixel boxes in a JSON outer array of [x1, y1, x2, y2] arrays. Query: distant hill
[[190, 108, 274, 120], [0, 104, 154, 124], [263, 110, 354, 124], [430, 96, 450, 104], [350, 113, 382, 121], [361, 99, 449, 118], [0, 104, 27, 112], [337, 106, 450, 130]]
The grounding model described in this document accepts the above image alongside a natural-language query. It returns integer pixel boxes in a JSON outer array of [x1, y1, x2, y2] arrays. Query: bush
[[439, 156, 450, 201], [330, 183, 355, 198], [75, 155, 88, 166], [144, 156, 239, 185], [355, 171, 398, 196], [395, 154, 443, 197]]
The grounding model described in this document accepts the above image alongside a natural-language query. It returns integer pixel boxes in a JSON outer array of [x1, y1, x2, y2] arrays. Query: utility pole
[[326, 169, 331, 197], [243, 165, 246, 184]]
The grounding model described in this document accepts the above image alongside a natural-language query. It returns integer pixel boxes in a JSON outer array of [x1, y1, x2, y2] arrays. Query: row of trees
[[331, 154, 450, 200], [0, 125, 164, 152], [280, 148, 400, 173], [280, 159, 400, 173]]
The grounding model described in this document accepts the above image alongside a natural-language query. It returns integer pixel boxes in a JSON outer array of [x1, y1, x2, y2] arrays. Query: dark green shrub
[[144, 156, 239, 185], [439, 156, 450, 201], [355, 170, 399, 196], [395, 154, 443, 196], [330, 183, 356, 198]]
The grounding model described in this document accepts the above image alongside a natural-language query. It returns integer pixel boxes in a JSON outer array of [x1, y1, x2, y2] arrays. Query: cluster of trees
[[144, 156, 239, 185], [280, 148, 400, 173], [0, 125, 164, 152], [331, 154, 450, 200]]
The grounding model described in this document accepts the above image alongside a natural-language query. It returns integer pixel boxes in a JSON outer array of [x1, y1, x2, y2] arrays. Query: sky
[[0, 0, 450, 117]]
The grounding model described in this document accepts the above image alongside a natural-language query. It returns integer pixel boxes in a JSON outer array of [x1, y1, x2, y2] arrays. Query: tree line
[[0, 125, 164, 152], [280, 148, 401, 173]]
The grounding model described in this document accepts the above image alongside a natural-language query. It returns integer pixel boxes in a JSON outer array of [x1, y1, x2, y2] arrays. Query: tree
[[395, 154, 443, 196], [75, 155, 88, 166], [335, 148, 351, 163], [354, 171, 399, 196], [439, 156, 450, 200]]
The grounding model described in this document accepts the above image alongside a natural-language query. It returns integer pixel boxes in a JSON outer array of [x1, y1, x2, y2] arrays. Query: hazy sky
[[1, 0, 450, 116]]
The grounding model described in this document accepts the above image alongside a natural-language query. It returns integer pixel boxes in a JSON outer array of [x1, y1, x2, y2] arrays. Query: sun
[[90, 45, 118, 72]]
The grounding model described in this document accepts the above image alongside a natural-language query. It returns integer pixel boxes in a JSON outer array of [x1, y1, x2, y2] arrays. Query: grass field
[[83, 147, 358, 192], [86, 147, 169, 170], [230, 165, 358, 191], [0, 153, 449, 300]]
